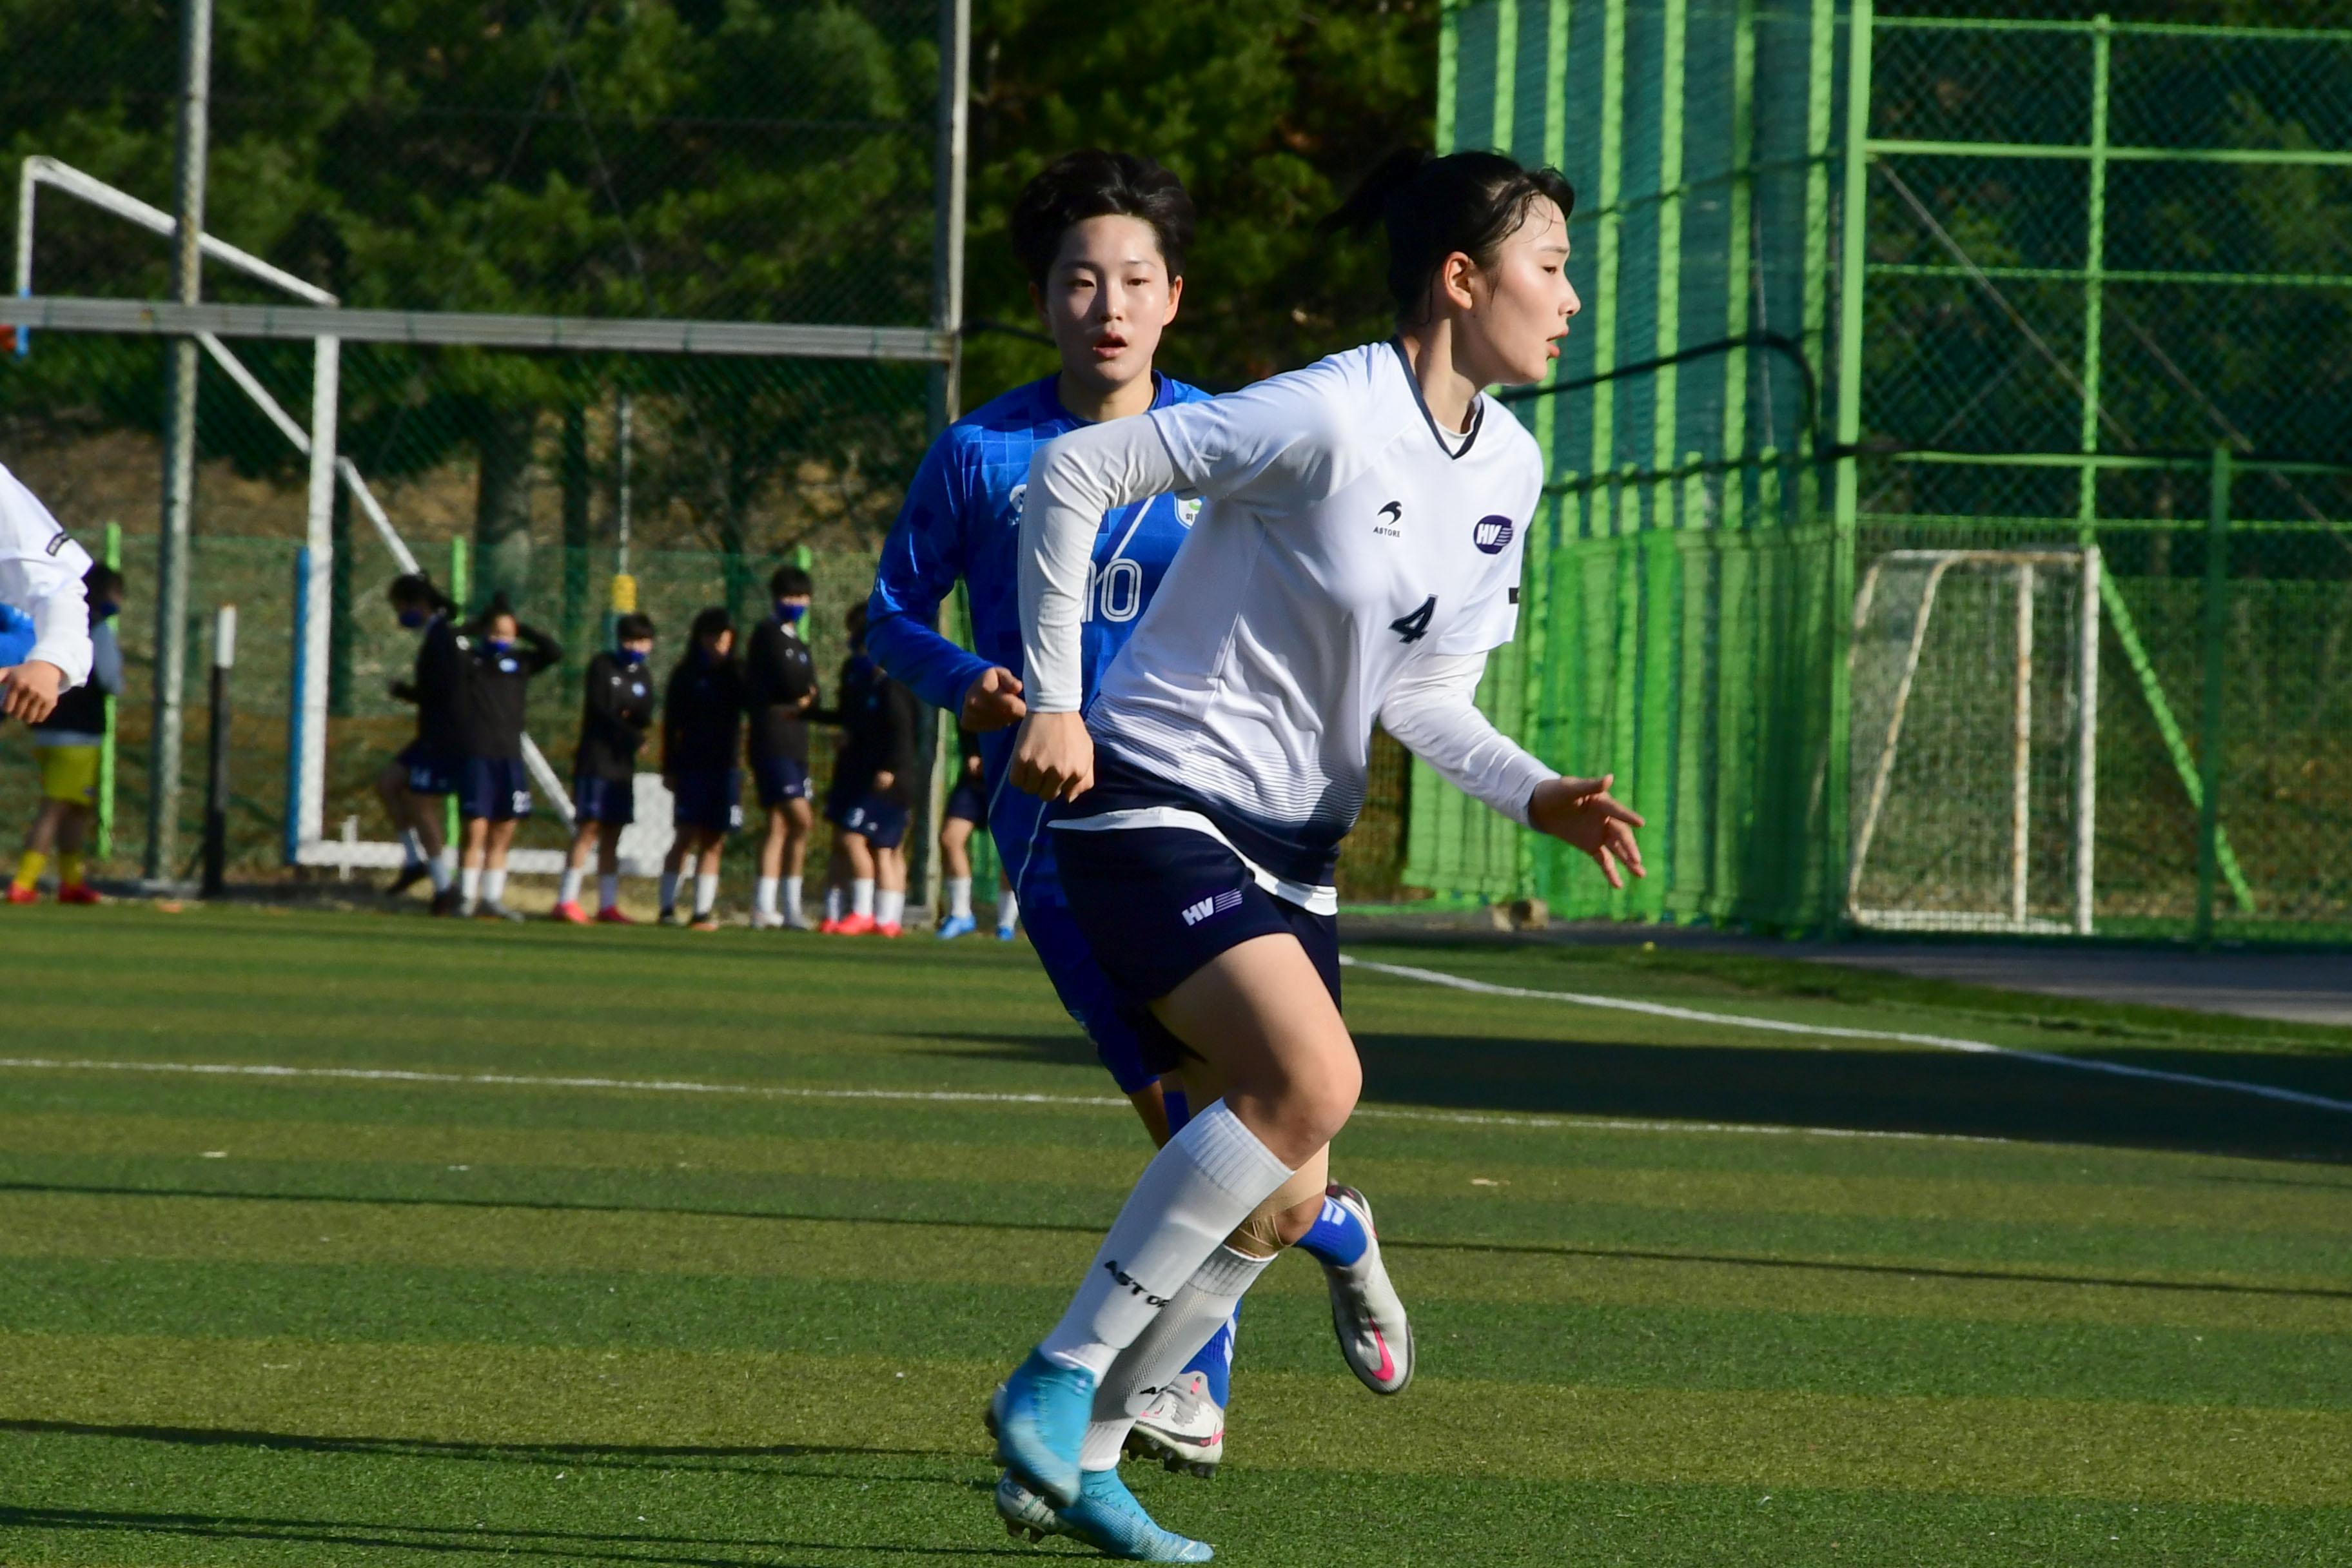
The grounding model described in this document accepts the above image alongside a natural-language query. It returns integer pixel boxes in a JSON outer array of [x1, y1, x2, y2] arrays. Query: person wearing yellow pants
[[12, 564, 121, 905]]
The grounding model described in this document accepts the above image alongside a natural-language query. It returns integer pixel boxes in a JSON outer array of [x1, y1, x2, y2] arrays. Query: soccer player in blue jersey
[[866, 150, 1402, 1552]]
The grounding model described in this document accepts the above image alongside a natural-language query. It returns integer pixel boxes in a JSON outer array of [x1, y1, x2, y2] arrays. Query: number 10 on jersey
[[1080, 558, 1145, 624]]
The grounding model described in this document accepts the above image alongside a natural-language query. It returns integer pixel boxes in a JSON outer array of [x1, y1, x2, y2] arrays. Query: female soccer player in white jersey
[[988, 149, 1645, 1559]]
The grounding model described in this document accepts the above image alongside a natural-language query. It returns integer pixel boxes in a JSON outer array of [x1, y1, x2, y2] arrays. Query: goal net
[[1846, 547, 2101, 934]]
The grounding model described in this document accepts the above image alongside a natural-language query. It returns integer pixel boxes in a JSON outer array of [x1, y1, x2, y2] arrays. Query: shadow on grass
[[914, 1030, 2352, 1165], [0, 1502, 1024, 1565]]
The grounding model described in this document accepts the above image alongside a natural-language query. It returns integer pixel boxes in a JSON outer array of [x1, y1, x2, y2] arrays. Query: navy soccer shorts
[[752, 753, 811, 810], [572, 774, 635, 827], [1051, 824, 1339, 1080], [825, 781, 909, 850], [457, 756, 533, 822], [944, 778, 988, 828], [671, 767, 743, 835], [397, 741, 460, 797]]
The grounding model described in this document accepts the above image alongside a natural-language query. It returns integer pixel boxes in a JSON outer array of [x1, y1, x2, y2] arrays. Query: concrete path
[[1804, 945, 2352, 1028]]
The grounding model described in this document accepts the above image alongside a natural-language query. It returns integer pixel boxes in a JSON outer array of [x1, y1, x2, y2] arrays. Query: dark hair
[[1323, 149, 1576, 324], [387, 572, 453, 613], [1010, 150, 1195, 289], [769, 565, 813, 599], [689, 606, 733, 645], [477, 591, 518, 632], [615, 612, 656, 643], [843, 600, 868, 642], [84, 564, 124, 600]]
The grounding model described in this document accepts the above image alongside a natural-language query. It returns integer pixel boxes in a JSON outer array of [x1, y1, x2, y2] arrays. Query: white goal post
[[1845, 546, 2101, 936]]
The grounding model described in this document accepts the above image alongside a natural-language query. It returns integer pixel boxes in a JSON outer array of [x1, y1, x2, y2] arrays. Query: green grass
[[4, 903, 2350, 1566]]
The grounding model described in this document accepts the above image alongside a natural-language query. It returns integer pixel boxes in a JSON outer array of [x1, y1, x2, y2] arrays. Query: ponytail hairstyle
[[1010, 149, 1195, 288], [1322, 149, 1576, 326]]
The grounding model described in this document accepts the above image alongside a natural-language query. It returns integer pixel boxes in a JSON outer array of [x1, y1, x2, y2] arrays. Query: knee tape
[[1231, 1147, 1331, 1257]]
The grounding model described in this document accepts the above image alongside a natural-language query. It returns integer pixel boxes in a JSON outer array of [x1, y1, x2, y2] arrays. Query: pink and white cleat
[[1320, 1183, 1413, 1395], [1122, 1368, 1224, 1478]]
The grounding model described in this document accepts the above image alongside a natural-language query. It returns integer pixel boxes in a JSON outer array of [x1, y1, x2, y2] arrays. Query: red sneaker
[[832, 912, 876, 936], [57, 885, 102, 906], [818, 916, 842, 934], [594, 905, 634, 925], [551, 900, 590, 925], [875, 921, 903, 938], [5, 885, 37, 905]]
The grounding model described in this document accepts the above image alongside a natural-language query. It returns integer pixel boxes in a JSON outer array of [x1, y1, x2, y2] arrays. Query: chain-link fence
[[1436, 0, 2352, 940]]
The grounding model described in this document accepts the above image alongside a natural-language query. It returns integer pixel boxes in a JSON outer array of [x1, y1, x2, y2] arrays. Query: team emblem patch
[[1008, 483, 1027, 522], [1473, 514, 1514, 555], [1176, 497, 1203, 528]]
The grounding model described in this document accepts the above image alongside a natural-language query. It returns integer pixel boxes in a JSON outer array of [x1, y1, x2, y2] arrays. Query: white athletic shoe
[[1320, 1183, 1413, 1395], [752, 910, 785, 930], [1122, 1368, 1224, 1478], [782, 905, 815, 931]]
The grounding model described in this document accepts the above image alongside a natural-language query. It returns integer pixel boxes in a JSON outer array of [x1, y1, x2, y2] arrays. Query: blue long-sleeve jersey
[[866, 371, 1210, 885]]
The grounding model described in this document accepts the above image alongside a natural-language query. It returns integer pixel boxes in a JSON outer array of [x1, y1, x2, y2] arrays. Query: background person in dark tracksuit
[[660, 606, 745, 929], [453, 594, 561, 921], [820, 602, 921, 937], [745, 565, 819, 930], [554, 611, 658, 925], [379, 573, 464, 906]]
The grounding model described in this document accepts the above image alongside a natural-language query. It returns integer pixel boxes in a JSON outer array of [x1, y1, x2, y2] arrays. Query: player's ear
[[1161, 273, 1183, 325], [1438, 251, 1480, 315]]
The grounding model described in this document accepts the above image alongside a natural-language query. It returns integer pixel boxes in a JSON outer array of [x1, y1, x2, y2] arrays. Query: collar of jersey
[[1043, 369, 1177, 426], [1387, 337, 1485, 461]]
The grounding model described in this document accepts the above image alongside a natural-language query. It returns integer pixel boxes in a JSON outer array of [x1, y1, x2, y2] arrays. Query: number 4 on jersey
[[1390, 594, 1436, 644]]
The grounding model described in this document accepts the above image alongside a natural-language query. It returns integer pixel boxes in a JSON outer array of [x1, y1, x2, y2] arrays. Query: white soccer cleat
[[1320, 1183, 1413, 1395], [752, 910, 786, 930], [1122, 1369, 1224, 1478]]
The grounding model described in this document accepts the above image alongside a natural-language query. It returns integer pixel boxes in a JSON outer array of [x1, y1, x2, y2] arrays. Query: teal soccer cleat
[[988, 1349, 1095, 1506], [1052, 1467, 1214, 1562]]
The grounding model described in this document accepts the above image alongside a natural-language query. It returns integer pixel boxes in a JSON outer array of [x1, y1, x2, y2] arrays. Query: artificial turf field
[[6, 903, 2351, 1566]]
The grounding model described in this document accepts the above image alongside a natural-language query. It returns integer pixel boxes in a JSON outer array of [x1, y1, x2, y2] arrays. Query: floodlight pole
[[146, 0, 213, 886]]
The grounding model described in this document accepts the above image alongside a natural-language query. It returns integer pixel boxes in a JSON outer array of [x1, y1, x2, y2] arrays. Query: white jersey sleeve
[[1378, 650, 1554, 827], [1145, 357, 1364, 507], [0, 463, 93, 689]]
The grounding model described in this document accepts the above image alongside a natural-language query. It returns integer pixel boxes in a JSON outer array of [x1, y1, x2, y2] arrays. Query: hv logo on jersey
[[1181, 887, 1246, 926], [1472, 514, 1514, 554]]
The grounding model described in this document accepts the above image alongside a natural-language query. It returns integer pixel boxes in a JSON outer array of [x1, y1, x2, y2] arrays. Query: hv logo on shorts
[[1181, 887, 1246, 926]]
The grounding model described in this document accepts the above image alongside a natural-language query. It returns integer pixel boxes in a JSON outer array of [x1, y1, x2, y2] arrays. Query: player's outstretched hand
[[1529, 774, 1645, 890], [961, 667, 1027, 732], [1010, 709, 1093, 802], [0, 660, 64, 724]]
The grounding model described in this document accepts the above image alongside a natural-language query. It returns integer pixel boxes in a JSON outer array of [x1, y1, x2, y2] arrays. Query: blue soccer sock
[[1179, 1308, 1235, 1409], [1293, 1190, 1370, 1269], [1162, 1086, 1190, 1136]]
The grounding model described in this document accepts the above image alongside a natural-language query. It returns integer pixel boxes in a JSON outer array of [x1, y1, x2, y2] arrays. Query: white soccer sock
[[460, 867, 482, 903], [1036, 1102, 1291, 1380], [823, 884, 845, 922], [483, 868, 507, 905], [782, 874, 803, 918], [694, 871, 719, 917], [658, 870, 680, 913], [558, 866, 583, 906], [1079, 1244, 1270, 1471], [598, 873, 620, 910], [754, 876, 778, 917], [851, 878, 875, 918], [399, 828, 426, 868], [946, 876, 972, 920], [876, 887, 905, 928], [996, 885, 1019, 932], [429, 848, 456, 894]]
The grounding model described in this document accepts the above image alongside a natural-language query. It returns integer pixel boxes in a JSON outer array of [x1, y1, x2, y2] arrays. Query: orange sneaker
[[832, 912, 876, 936], [818, 916, 842, 934], [5, 885, 37, 905], [57, 885, 101, 906], [551, 900, 590, 925], [875, 921, 903, 938], [594, 905, 633, 925]]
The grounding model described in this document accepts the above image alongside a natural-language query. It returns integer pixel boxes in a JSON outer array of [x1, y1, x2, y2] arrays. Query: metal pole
[[2010, 564, 2035, 925], [2193, 445, 2231, 943], [145, 0, 213, 887], [202, 602, 235, 897], [97, 520, 121, 859], [2073, 546, 2101, 934], [295, 337, 338, 858], [2075, 15, 2112, 532], [614, 391, 633, 579], [1824, 0, 1874, 925]]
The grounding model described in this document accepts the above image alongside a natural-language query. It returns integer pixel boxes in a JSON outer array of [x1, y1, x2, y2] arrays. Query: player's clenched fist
[[961, 665, 1028, 732], [0, 660, 64, 723], [1010, 708, 1092, 801]]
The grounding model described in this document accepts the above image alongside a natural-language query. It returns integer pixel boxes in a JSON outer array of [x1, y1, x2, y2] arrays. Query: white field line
[[1340, 955, 2352, 1117], [0, 1055, 1990, 1144]]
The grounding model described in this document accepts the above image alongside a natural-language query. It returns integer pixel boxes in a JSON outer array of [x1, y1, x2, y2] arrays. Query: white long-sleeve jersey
[[1020, 339, 1556, 909], [0, 462, 93, 689]]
